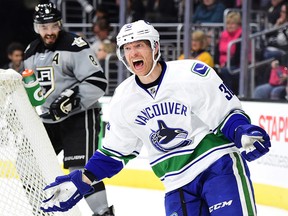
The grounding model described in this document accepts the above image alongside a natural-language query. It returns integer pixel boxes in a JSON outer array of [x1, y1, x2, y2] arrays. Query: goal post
[[0, 69, 82, 216]]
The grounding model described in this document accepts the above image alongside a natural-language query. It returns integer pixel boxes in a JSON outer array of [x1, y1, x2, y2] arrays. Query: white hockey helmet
[[116, 20, 161, 76]]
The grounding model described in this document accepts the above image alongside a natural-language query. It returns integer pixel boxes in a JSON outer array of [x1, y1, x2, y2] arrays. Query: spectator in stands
[[264, 0, 286, 26], [253, 60, 288, 99], [88, 17, 114, 55], [192, 0, 226, 23], [96, 39, 117, 69], [145, 0, 178, 22], [275, 2, 288, 25], [1, 42, 25, 74], [214, 11, 242, 95], [263, 3, 288, 63], [91, 4, 109, 23], [178, 30, 214, 68], [96, 39, 118, 95], [126, 0, 146, 22]]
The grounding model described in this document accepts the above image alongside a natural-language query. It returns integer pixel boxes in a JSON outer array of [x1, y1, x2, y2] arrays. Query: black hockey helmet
[[33, 3, 62, 24]]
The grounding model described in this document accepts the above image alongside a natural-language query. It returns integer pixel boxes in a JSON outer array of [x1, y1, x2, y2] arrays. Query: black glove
[[50, 87, 80, 121]]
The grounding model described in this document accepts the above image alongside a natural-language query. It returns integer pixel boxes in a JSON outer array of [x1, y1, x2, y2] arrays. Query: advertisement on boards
[[242, 101, 288, 189]]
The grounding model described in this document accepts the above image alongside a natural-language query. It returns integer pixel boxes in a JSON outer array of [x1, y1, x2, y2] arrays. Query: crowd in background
[[2, 0, 288, 100]]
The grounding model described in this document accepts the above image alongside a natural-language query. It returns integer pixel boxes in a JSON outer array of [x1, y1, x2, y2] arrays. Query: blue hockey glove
[[50, 87, 80, 121], [234, 124, 271, 162], [40, 170, 94, 212]]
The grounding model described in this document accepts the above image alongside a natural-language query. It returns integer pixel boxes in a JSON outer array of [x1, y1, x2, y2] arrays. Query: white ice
[[77, 185, 288, 216]]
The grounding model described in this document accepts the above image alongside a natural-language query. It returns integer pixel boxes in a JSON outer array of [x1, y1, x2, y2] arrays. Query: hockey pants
[[164, 152, 256, 216]]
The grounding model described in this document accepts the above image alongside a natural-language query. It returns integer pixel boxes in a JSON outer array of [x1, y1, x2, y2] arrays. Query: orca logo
[[149, 120, 191, 152]]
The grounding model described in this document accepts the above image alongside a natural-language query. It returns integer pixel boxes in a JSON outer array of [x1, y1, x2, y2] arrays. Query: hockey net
[[0, 69, 82, 216]]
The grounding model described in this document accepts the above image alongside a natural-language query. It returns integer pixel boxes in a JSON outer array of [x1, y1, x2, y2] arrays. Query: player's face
[[123, 40, 154, 76], [37, 21, 61, 46]]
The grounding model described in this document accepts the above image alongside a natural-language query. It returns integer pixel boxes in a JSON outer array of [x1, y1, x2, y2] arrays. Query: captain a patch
[[191, 62, 210, 76]]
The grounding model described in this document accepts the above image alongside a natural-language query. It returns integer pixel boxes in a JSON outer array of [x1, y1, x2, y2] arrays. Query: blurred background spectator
[[192, 0, 226, 23], [263, 3, 288, 63], [1, 42, 25, 74], [88, 17, 115, 55], [263, 0, 287, 27], [96, 40, 117, 69], [91, 4, 109, 23], [214, 11, 242, 95], [126, 0, 146, 23], [253, 60, 288, 99], [178, 30, 214, 68]]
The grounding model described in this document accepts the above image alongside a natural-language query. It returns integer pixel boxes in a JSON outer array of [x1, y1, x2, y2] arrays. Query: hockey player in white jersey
[[40, 20, 271, 216], [24, 3, 114, 216]]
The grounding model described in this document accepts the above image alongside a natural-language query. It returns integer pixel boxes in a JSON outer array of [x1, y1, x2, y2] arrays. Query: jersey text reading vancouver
[[135, 101, 188, 125]]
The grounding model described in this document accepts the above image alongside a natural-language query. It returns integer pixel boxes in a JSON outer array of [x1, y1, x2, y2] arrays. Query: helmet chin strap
[[143, 59, 157, 77], [143, 48, 161, 77]]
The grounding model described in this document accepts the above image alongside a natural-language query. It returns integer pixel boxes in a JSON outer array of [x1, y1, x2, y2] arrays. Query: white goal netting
[[0, 69, 82, 216]]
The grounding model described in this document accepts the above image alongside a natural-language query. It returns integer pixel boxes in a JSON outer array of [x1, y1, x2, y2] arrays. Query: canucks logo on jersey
[[150, 120, 192, 152], [191, 62, 210, 76]]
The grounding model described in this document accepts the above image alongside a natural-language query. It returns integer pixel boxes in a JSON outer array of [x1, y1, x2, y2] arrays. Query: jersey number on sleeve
[[219, 83, 234, 100]]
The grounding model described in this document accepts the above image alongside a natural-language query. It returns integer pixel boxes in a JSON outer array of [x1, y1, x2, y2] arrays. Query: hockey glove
[[49, 87, 80, 121], [234, 124, 271, 162], [40, 170, 94, 212]]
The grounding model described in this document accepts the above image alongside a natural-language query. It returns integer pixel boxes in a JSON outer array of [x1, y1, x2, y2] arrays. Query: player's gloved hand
[[40, 170, 94, 212], [234, 124, 271, 162], [49, 87, 80, 121]]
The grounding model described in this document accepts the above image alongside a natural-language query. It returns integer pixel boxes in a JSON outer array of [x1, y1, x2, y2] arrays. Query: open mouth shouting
[[133, 59, 144, 71]]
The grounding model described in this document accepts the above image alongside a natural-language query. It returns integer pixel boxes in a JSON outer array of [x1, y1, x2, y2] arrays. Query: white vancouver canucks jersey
[[104, 59, 243, 192]]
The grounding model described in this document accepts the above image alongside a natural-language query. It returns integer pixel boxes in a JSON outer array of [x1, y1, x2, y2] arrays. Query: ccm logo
[[209, 200, 233, 213]]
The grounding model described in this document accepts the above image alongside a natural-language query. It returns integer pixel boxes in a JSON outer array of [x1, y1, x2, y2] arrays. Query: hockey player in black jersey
[[24, 3, 113, 216]]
